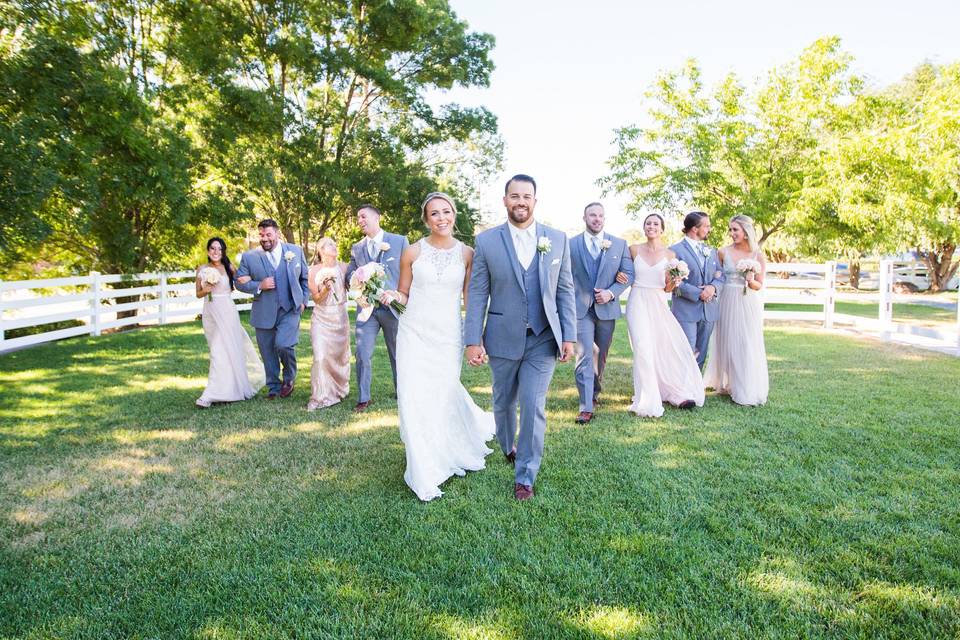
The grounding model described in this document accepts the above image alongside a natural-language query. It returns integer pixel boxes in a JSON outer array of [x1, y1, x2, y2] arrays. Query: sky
[[431, 0, 960, 235]]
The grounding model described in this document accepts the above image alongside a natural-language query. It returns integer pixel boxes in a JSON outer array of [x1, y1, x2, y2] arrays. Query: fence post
[[878, 259, 893, 340], [824, 261, 836, 329], [159, 272, 168, 325], [90, 271, 102, 337]]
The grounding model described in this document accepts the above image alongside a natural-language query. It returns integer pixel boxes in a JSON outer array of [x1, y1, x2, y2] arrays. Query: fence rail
[[1, 260, 958, 354]]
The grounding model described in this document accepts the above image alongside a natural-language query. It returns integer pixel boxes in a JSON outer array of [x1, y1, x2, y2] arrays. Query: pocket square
[[551, 258, 560, 265], [387, 257, 395, 262]]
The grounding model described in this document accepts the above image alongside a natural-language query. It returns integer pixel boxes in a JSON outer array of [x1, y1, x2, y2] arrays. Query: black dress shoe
[[678, 400, 696, 410], [266, 392, 278, 400]]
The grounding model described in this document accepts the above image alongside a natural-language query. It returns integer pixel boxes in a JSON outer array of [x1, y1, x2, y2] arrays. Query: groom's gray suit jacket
[[464, 222, 577, 357]]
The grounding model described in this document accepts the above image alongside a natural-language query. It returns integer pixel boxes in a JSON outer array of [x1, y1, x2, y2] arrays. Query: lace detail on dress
[[419, 238, 462, 281]]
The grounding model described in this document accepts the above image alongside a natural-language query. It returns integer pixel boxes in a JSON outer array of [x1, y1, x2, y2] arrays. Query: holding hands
[[466, 344, 488, 367]]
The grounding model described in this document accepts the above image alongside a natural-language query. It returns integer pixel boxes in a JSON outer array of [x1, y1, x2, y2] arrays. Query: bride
[[382, 192, 495, 501]]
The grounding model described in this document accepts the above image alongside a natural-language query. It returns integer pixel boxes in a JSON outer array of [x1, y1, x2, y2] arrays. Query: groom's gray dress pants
[[355, 304, 399, 403], [677, 318, 714, 371], [256, 307, 300, 394], [489, 328, 558, 488]]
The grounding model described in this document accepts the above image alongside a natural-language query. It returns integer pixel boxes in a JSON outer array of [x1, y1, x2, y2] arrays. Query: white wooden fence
[[1, 260, 958, 354]]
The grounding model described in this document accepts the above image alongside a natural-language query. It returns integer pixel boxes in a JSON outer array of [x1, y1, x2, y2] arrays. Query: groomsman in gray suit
[[569, 202, 634, 424], [670, 211, 725, 369], [236, 219, 310, 399], [465, 174, 577, 501], [344, 204, 409, 412]]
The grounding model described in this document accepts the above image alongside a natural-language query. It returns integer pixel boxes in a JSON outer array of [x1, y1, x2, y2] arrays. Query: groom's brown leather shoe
[[353, 400, 371, 413], [514, 483, 534, 501], [280, 381, 294, 398], [266, 391, 278, 400], [575, 411, 593, 424], [504, 448, 516, 466]]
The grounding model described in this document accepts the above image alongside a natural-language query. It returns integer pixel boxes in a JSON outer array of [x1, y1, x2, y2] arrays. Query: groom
[[465, 174, 576, 501], [344, 204, 409, 412], [670, 211, 725, 369], [236, 219, 310, 399]]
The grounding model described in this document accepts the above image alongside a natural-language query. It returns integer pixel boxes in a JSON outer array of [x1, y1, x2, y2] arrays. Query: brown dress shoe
[[514, 483, 534, 501], [266, 391, 278, 400], [353, 400, 372, 413], [575, 411, 593, 424], [504, 448, 516, 466], [279, 381, 294, 398]]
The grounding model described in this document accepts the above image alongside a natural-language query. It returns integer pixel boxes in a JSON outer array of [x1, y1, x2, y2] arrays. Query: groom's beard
[[507, 205, 533, 226]]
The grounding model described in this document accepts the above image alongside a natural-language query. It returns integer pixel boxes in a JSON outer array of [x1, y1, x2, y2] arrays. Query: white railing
[[1, 260, 958, 354], [0, 270, 256, 353]]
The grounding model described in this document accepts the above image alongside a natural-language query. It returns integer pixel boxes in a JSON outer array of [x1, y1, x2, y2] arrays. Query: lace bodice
[[632, 256, 667, 289]]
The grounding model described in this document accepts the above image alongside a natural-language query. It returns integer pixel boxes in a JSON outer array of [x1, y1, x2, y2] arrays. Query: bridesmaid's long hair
[[730, 215, 759, 254], [312, 237, 338, 265], [207, 236, 235, 290]]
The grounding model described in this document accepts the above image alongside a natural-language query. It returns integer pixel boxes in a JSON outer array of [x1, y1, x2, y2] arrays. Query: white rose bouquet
[[199, 267, 220, 301], [666, 259, 690, 282], [736, 258, 762, 295], [315, 267, 340, 303]]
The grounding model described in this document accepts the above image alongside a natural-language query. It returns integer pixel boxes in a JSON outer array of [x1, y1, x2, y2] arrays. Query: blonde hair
[[312, 237, 338, 264], [730, 215, 759, 253], [420, 192, 458, 226]]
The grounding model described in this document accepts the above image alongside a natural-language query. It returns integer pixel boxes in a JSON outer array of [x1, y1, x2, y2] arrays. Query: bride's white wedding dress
[[625, 256, 705, 417], [396, 239, 495, 501]]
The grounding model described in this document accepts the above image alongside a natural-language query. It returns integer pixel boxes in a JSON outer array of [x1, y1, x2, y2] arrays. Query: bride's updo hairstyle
[[421, 191, 458, 228], [730, 214, 759, 253]]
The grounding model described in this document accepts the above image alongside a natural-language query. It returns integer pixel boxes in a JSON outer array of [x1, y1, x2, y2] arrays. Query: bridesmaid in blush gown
[[624, 214, 705, 417], [195, 237, 265, 408], [306, 237, 351, 411], [704, 215, 769, 406]]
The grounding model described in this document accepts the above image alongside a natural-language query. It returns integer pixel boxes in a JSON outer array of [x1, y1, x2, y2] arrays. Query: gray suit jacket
[[569, 232, 633, 320], [670, 239, 724, 323], [344, 231, 409, 320], [464, 222, 577, 360], [235, 243, 310, 329]]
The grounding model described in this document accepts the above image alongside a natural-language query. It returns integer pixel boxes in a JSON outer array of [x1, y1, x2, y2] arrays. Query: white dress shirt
[[509, 222, 537, 270], [366, 230, 385, 259], [684, 236, 704, 267], [584, 230, 603, 259], [268, 241, 284, 269]]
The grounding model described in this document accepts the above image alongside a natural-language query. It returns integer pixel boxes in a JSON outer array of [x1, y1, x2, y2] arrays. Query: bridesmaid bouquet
[[315, 267, 340, 303], [666, 259, 690, 281], [199, 267, 220, 301], [735, 258, 762, 295], [348, 262, 406, 322]]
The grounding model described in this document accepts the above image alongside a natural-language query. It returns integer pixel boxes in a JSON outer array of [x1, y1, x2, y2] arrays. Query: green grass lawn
[[1, 317, 959, 639], [766, 300, 957, 326]]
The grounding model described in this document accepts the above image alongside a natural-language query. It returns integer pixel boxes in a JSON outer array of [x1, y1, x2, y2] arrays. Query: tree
[[601, 37, 862, 249], [170, 0, 500, 251]]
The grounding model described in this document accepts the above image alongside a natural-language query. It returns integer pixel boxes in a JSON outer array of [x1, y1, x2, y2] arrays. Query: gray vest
[[587, 247, 602, 289], [274, 253, 293, 311], [523, 256, 549, 336]]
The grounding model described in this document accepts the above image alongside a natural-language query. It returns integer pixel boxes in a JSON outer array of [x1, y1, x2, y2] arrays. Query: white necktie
[[589, 236, 600, 259], [269, 249, 279, 269], [516, 229, 533, 268]]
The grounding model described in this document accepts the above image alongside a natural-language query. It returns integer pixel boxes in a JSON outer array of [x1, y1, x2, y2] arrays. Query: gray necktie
[[589, 236, 600, 259], [269, 249, 279, 269], [368, 239, 377, 259]]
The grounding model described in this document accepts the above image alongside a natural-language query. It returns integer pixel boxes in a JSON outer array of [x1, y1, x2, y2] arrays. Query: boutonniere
[[284, 250, 295, 262], [600, 239, 612, 251], [378, 242, 391, 253], [699, 244, 711, 258], [537, 236, 552, 254]]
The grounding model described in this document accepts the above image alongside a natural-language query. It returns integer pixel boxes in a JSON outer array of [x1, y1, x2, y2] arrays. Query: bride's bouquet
[[199, 267, 220, 301], [348, 262, 405, 322], [666, 258, 690, 282], [315, 267, 340, 303], [735, 258, 762, 295]]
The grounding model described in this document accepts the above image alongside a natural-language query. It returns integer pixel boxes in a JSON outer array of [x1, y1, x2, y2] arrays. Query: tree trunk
[[921, 243, 958, 293], [849, 260, 861, 289]]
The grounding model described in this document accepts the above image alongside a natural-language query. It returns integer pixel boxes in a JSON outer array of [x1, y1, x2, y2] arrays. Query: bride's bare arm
[[461, 244, 475, 306]]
